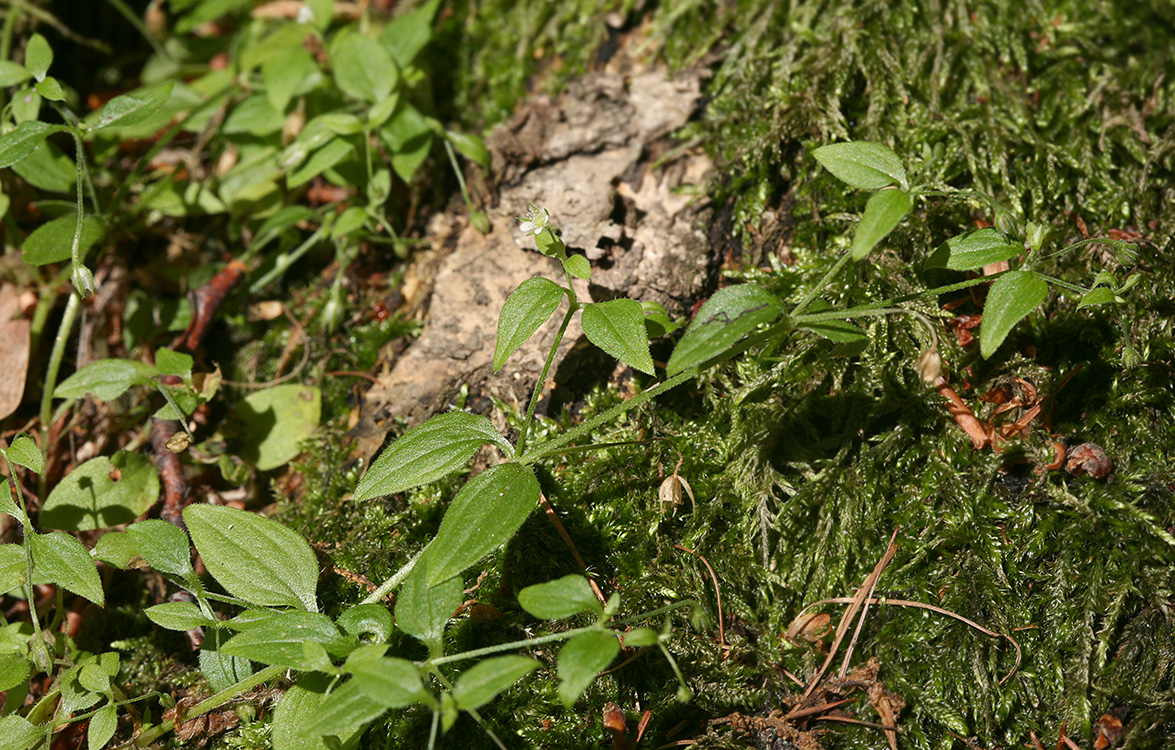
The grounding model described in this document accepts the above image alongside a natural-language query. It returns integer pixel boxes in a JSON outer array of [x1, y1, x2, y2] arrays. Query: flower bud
[[916, 345, 943, 385], [71, 265, 95, 297]]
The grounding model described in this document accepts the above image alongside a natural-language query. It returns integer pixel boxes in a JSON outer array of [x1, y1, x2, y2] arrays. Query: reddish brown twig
[[173, 259, 247, 352], [934, 377, 990, 449], [540, 493, 607, 606], [674, 544, 728, 657]]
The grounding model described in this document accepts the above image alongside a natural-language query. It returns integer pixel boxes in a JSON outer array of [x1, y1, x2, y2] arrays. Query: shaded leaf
[[979, 271, 1048, 359], [184, 504, 319, 610], [229, 384, 320, 471], [221, 612, 344, 669], [333, 33, 397, 103], [452, 655, 540, 711], [20, 213, 106, 266], [126, 520, 192, 576], [426, 462, 539, 585], [272, 673, 373, 750], [581, 299, 655, 375], [812, 141, 907, 190], [355, 411, 512, 501], [667, 285, 784, 376], [943, 228, 1022, 271], [852, 188, 911, 260], [396, 561, 460, 645], [41, 452, 159, 532], [494, 277, 565, 371], [518, 575, 601, 619], [145, 602, 215, 631], [446, 131, 490, 169], [55, 358, 158, 401], [557, 630, 619, 707], [0, 121, 67, 169], [348, 656, 433, 708]]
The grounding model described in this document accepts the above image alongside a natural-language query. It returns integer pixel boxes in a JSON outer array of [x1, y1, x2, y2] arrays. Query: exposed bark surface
[[353, 65, 716, 462]]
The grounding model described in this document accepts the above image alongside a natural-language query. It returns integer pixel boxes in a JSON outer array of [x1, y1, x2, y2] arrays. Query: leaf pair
[[812, 141, 912, 261]]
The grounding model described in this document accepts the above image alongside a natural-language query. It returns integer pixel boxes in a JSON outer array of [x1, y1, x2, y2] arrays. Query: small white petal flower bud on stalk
[[71, 265, 95, 297], [916, 345, 943, 385]]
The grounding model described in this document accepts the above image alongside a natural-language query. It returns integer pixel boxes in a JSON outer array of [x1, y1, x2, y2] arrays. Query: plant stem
[[39, 291, 80, 492], [361, 547, 424, 605], [515, 303, 576, 456], [123, 665, 284, 748], [427, 625, 601, 667], [789, 248, 853, 318]]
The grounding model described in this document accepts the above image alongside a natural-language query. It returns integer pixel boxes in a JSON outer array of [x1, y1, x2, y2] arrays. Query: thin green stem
[[39, 291, 81, 493], [427, 625, 600, 667], [0, 0, 19, 110], [122, 665, 284, 748], [443, 139, 475, 216], [361, 548, 424, 605], [515, 303, 576, 456], [612, 599, 698, 626], [789, 248, 853, 318], [249, 226, 328, 293], [5, 472, 48, 672], [103, 0, 170, 60]]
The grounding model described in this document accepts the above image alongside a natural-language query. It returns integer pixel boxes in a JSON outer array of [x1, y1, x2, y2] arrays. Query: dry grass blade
[[790, 528, 899, 711]]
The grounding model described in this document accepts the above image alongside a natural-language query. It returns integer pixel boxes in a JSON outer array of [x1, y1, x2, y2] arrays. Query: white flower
[[71, 265, 95, 297], [518, 205, 550, 236], [296, 3, 315, 24]]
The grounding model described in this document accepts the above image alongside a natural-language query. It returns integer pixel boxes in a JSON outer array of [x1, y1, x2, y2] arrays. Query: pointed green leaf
[[852, 188, 910, 260], [24, 34, 52, 81], [34, 77, 65, 102], [41, 452, 159, 532], [88, 703, 117, 750], [126, 520, 192, 577], [183, 504, 319, 610], [5, 433, 43, 475], [0, 121, 67, 169], [0, 715, 42, 750], [20, 212, 106, 266], [812, 141, 907, 190], [332, 33, 397, 103], [378, 0, 439, 66], [264, 44, 315, 114], [273, 673, 381, 749], [557, 630, 619, 707], [396, 560, 461, 644], [154, 348, 193, 379], [354, 411, 513, 501], [88, 82, 174, 132], [667, 285, 784, 376], [336, 604, 393, 643], [145, 602, 216, 631], [446, 131, 490, 170], [0, 61, 31, 87], [943, 228, 1022, 271], [518, 575, 601, 619], [29, 532, 103, 605], [452, 655, 540, 711], [54, 359, 159, 401], [92, 532, 139, 569], [979, 271, 1048, 359], [562, 254, 591, 280], [581, 299, 655, 375], [200, 629, 253, 693], [348, 656, 433, 708], [0, 544, 27, 594], [221, 612, 344, 669], [1077, 287, 1116, 309], [229, 384, 320, 471], [494, 277, 565, 371], [427, 462, 540, 585]]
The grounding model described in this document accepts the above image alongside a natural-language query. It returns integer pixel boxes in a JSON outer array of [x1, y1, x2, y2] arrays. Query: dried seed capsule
[[1065, 442, 1112, 479]]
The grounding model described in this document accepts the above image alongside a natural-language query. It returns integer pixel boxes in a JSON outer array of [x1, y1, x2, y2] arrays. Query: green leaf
[[145, 602, 215, 631], [446, 131, 490, 170], [1077, 287, 1116, 309], [332, 33, 397, 103], [943, 228, 1022, 271], [295, 677, 387, 744], [0, 544, 27, 594], [0, 715, 42, 750], [581, 299, 655, 375], [24, 34, 52, 81], [200, 629, 253, 693], [557, 630, 619, 707], [562, 254, 591, 280], [979, 271, 1048, 359], [378, 0, 439, 66], [88, 82, 174, 132], [11, 140, 75, 193], [395, 561, 461, 645], [87, 703, 117, 750], [348, 656, 434, 708], [221, 612, 345, 669], [0, 651, 28, 692], [0, 121, 67, 169], [518, 575, 601, 619], [330, 206, 368, 240], [34, 77, 64, 102], [642, 301, 683, 338], [154, 348, 193, 379], [354, 411, 513, 502], [11, 88, 42, 124], [426, 462, 540, 585], [851, 188, 910, 260], [494, 277, 566, 371], [336, 604, 393, 643], [288, 138, 354, 188], [55, 359, 159, 401], [812, 141, 907, 190], [621, 628, 658, 647], [264, 43, 315, 114], [273, 673, 375, 750], [5, 433, 43, 475], [223, 95, 285, 137], [92, 532, 139, 569], [451, 655, 539, 711], [40, 452, 159, 532], [183, 504, 319, 610], [20, 213, 106, 266], [667, 285, 784, 376], [380, 102, 433, 182], [0, 61, 31, 87], [229, 384, 321, 471], [29, 532, 103, 605], [126, 520, 192, 577]]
